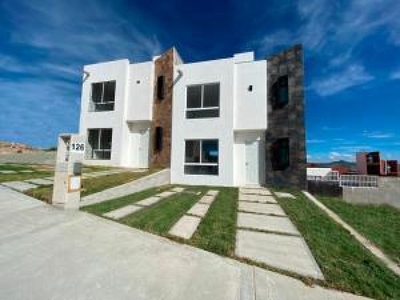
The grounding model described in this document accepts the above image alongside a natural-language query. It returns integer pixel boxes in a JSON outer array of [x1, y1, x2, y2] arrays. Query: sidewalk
[[0, 186, 369, 300]]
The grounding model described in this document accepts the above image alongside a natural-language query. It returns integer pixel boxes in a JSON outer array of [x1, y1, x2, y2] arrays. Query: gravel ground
[[0, 151, 56, 165]]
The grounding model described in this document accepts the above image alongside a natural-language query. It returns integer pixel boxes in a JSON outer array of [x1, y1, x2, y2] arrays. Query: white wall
[[234, 60, 267, 130], [126, 62, 153, 122], [79, 59, 129, 167], [171, 58, 235, 186]]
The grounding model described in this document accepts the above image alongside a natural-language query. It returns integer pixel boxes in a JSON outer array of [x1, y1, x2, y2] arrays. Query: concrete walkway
[[80, 169, 170, 207], [0, 186, 370, 300], [169, 190, 219, 239], [303, 191, 400, 277], [235, 187, 324, 280]]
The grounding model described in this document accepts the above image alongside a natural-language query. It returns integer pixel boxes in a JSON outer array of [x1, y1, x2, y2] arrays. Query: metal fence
[[339, 175, 379, 188], [308, 172, 379, 188]]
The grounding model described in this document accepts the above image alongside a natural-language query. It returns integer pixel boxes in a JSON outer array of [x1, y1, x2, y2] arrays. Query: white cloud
[[390, 71, 400, 80], [310, 64, 374, 96], [329, 151, 354, 161], [363, 131, 395, 139], [307, 139, 326, 144]]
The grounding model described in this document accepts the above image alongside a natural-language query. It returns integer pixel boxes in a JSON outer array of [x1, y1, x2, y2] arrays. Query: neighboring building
[[79, 45, 306, 188], [356, 151, 399, 176]]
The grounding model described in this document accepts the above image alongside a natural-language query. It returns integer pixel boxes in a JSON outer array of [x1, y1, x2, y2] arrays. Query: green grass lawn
[[318, 196, 400, 265], [0, 163, 53, 182], [83, 185, 238, 257], [276, 190, 400, 300], [25, 169, 160, 203]]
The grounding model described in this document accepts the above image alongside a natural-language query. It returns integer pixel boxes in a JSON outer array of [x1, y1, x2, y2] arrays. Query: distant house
[[356, 151, 399, 176], [78, 45, 306, 188]]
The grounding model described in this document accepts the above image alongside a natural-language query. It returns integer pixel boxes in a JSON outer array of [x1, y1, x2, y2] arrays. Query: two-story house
[[79, 45, 306, 188]]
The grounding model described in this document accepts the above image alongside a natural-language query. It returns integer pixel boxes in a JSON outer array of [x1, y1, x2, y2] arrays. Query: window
[[90, 81, 116, 111], [186, 83, 219, 118], [271, 76, 289, 110], [157, 76, 165, 100], [184, 140, 219, 175], [154, 126, 163, 151], [87, 128, 112, 160], [270, 138, 290, 171]]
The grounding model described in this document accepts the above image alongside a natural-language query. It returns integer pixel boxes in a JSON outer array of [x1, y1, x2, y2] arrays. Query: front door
[[245, 140, 259, 185], [138, 128, 149, 168]]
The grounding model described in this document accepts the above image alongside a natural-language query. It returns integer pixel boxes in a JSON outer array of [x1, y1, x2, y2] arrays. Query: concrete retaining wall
[[307, 181, 342, 197], [343, 177, 400, 209]]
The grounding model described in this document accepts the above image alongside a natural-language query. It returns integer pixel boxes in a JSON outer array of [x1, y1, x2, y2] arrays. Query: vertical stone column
[[150, 48, 175, 168], [265, 44, 307, 189]]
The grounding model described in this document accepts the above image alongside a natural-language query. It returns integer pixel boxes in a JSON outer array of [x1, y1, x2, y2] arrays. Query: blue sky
[[0, 0, 399, 162]]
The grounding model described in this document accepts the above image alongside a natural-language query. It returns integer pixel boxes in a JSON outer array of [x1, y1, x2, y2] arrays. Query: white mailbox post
[[52, 133, 85, 209]]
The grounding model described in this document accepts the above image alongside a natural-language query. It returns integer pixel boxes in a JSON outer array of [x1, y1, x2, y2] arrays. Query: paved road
[[0, 186, 369, 300]]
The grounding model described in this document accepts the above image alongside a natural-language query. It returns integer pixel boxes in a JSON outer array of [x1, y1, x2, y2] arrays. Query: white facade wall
[[79, 59, 130, 167], [171, 58, 235, 186]]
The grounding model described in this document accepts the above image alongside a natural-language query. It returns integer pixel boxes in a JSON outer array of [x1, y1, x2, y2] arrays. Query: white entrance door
[[138, 128, 149, 168], [245, 141, 259, 185]]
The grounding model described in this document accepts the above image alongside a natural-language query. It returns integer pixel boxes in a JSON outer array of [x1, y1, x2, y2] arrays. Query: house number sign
[[70, 142, 85, 153]]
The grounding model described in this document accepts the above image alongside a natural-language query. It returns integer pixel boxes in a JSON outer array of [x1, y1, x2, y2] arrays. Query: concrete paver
[[237, 212, 299, 235], [0, 186, 371, 300], [274, 192, 296, 199], [25, 178, 53, 186], [198, 195, 216, 205], [187, 203, 210, 218], [238, 202, 286, 216], [157, 191, 176, 198], [0, 170, 17, 174], [1, 181, 38, 192], [240, 188, 271, 196], [236, 230, 324, 280], [171, 187, 185, 192], [207, 190, 219, 196], [168, 215, 202, 239], [80, 169, 170, 207], [103, 205, 143, 220], [135, 196, 162, 207], [239, 194, 277, 203]]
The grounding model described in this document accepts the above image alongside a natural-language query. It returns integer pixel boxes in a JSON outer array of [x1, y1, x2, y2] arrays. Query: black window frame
[[186, 83, 220, 119], [90, 80, 116, 112], [157, 75, 165, 100], [86, 128, 113, 160], [184, 139, 219, 175], [271, 75, 289, 110], [270, 138, 290, 171]]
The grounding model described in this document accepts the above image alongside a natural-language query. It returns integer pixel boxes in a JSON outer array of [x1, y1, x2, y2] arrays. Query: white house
[[79, 46, 307, 188]]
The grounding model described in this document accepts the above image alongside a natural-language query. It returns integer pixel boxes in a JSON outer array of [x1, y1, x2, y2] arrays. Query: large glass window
[[271, 76, 289, 110], [87, 128, 112, 160], [270, 138, 290, 171], [90, 81, 116, 111], [186, 83, 220, 118], [184, 139, 219, 175]]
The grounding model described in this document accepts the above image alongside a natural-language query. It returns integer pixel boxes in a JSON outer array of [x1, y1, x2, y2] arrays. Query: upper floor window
[[186, 83, 220, 119], [154, 126, 163, 151], [157, 75, 165, 100], [271, 76, 288, 110], [86, 128, 112, 160], [270, 138, 290, 171], [90, 81, 116, 112]]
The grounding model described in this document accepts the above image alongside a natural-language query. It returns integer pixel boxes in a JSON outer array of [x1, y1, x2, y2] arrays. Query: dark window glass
[[91, 83, 103, 103], [186, 109, 219, 119], [103, 81, 116, 102], [203, 83, 219, 107], [87, 128, 112, 160], [184, 165, 218, 175], [157, 76, 165, 100], [271, 138, 290, 171], [185, 140, 200, 163], [155, 127, 163, 151], [187, 85, 202, 108], [271, 76, 289, 110], [184, 140, 219, 175], [202, 140, 218, 163]]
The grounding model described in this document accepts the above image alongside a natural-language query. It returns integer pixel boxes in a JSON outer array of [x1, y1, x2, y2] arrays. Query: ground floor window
[[87, 128, 112, 160], [270, 138, 290, 171], [184, 139, 219, 175]]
